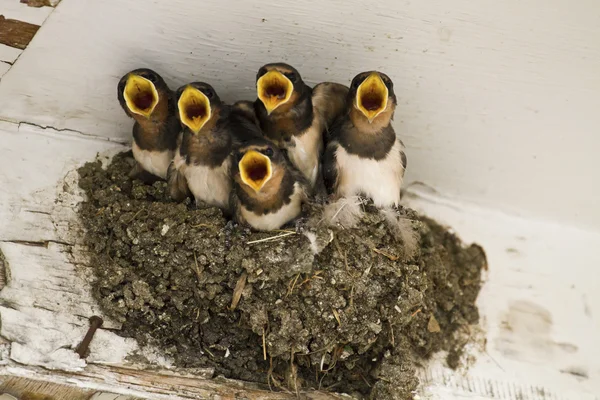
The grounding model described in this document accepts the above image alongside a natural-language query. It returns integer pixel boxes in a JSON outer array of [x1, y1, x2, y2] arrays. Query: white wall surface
[[0, 0, 599, 230]]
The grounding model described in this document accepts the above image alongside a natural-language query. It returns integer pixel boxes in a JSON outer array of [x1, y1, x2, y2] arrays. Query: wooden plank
[[404, 186, 600, 400], [0, 61, 10, 78], [21, 0, 62, 9], [0, 16, 39, 50], [0, 375, 142, 399], [0, 0, 55, 25], [0, 43, 21, 64], [1, 364, 346, 400], [0, 0, 598, 231], [0, 125, 348, 399], [0, 376, 95, 400]]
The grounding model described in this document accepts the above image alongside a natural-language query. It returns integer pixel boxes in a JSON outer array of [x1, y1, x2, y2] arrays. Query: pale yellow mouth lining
[[178, 86, 212, 134], [356, 73, 389, 123], [239, 150, 273, 192], [123, 75, 159, 118], [257, 70, 293, 115]]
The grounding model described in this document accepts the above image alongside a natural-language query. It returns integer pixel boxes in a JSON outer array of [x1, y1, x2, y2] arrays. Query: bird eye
[[235, 152, 244, 162], [284, 72, 297, 82], [264, 147, 274, 158], [351, 79, 361, 89], [257, 67, 267, 79], [204, 88, 214, 99], [146, 74, 157, 83]]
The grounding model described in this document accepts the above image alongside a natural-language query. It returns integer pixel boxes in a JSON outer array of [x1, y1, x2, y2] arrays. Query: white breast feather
[[184, 158, 231, 209], [241, 183, 304, 231], [335, 140, 405, 208], [132, 142, 173, 179], [287, 116, 323, 187]]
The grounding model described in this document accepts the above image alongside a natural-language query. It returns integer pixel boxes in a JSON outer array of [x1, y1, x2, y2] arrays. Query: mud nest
[[77, 152, 487, 399]]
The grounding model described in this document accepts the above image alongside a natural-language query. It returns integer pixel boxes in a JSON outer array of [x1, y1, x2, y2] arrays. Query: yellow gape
[[239, 150, 273, 192], [123, 74, 159, 118], [257, 70, 293, 115], [356, 72, 389, 123], [178, 86, 212, 134]]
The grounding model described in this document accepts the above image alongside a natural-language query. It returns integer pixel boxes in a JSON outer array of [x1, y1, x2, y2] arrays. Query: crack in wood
[[1, 239, 73, 247]]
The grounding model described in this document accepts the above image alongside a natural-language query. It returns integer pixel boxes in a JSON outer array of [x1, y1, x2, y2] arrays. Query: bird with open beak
[[323, 71, 407, 208], [117, 68, 180, 181], [230, 138, 309, 231], [168, 82, 240, 209], [254, 63, 348, 192]]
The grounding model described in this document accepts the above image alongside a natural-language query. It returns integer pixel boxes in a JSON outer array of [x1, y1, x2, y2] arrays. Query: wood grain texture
[[0, 376, 95, 400], [0, 0, 598, 231], [0, 124, 348, 399], [0, 16, 39, 49]]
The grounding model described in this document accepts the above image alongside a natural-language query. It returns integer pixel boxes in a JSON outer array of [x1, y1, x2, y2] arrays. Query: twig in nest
[[230, 272, 248, 310], [372, 247, 399, 261], [203, 346, 215, 359], [267, 356, 288, 393], [390, 321, 395, 346], [291, 348, 299, 397], [297, 270, 324, 289], [411, 308, 422, 318], [247, 231, 296, 244], [192, 250, 202, 282], [286, 273, 301, 297], [262, 326, 267, 361], [190, 223, 213, 228], [332, 308, 341, 327], [125, 209, 145, 223]]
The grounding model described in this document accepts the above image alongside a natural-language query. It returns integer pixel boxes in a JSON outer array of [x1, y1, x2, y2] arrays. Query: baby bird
[[117, 68, 179, 180], [254, 63, 348, 191], [323, 71, 407, 208], [230, 138, 309, 231], [168, 82, 235, 209]]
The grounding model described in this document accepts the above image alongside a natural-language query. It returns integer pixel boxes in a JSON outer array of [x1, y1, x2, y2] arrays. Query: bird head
[[350, 71, 396, 123], [117, 68, 168, 119], [176, 82, 221, 134], [256, 63, 304, 115], [235, 140, 283, 193]]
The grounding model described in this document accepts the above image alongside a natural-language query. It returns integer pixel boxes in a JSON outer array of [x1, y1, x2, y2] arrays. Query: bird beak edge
[[356, 72, 389, 123], [239, 150, 273, 192], [178, 86, 212, 134], [257, 70, 293, 115], [123, 74, 159, 118]]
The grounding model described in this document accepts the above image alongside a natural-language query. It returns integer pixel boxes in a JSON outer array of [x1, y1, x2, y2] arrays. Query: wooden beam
[[0, 16, 40, 50], [1, 364, 347, 400]]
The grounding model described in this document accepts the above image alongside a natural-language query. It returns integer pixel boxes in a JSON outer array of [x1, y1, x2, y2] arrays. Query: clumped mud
[[77, 152, 486, 399]]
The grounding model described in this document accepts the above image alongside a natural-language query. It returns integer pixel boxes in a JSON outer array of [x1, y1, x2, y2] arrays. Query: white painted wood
[[0, 0, 54, 25], [0, 0, 598, 230], [0, 45, 21, 65], [404, 185, 600, 400], [0, 124, 140, 370], [0, 62, 9, 79]]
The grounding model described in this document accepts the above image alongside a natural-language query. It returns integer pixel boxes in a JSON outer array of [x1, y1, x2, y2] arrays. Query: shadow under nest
[[77, 152, 487, 400]]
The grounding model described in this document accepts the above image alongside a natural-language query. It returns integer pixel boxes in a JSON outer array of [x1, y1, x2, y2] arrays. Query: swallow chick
[[230, 138, 309, 231], [323, 71, 407, 208], [117, 68, 179, 180], [254, 63, 348, 191], [168, 82, 234, 209]]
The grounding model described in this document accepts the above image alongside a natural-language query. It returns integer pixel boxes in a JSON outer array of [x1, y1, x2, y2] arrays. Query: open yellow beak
[[123, 74, 159, 118], [239, 150, 273, 192], [356, 72, 389, 123], [257, 70, 293, 115], [178, 86, 212, 134]]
